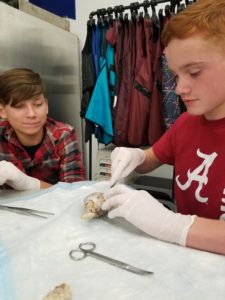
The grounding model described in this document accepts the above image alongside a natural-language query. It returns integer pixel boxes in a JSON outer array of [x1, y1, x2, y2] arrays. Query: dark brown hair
[[0, 68, 46, 106]]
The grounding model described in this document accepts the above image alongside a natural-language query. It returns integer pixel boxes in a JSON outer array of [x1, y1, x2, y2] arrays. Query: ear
[[0, 104, 7, 119], [45, 98, 49, 114]]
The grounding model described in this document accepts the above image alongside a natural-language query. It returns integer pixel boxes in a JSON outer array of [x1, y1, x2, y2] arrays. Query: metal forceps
[[0, 204, 54, 219], [69, 242, 153, 276]]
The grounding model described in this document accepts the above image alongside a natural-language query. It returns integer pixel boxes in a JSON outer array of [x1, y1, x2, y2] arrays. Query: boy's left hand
[[102, 184, 195, 246], [0, 160, 40, 191]]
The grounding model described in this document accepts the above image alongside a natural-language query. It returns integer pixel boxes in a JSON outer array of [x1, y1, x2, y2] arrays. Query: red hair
[[162, 0, 225, 49]]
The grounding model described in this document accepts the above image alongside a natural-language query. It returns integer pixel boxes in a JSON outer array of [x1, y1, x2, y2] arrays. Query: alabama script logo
[[175, 148, 218, 203]]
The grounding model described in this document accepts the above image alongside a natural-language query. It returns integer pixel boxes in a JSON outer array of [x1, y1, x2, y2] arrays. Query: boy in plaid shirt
[[0, 68, 86, 190]]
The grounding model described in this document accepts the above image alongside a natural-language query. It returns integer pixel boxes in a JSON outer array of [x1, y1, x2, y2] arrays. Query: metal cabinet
[[0, 3, 83, 157]]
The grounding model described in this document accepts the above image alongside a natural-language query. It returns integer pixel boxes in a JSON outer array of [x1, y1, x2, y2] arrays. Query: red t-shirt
[[153, 112, 225, 220]]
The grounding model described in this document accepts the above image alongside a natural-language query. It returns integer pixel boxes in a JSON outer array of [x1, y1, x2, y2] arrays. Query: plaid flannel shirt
[[0, 117, 86, 184]]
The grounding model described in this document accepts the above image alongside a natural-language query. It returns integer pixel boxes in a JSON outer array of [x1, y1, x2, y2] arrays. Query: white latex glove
[[102, 184, 195, 246], [0, 161, 40, 191], [110, 147, 146, 187]]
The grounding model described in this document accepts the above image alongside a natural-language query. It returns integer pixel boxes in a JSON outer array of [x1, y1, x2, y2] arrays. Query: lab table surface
[[0, 181, 224, 300]]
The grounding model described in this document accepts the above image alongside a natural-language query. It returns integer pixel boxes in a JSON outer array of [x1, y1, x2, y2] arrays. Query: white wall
[[69, 0, 176, 180]]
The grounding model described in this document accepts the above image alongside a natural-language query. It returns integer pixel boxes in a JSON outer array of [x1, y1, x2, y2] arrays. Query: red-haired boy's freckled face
[[165, 35, 225, 120]]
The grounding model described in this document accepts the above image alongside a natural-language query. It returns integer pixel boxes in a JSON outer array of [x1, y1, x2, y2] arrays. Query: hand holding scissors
[[69, 242, 153, 276]]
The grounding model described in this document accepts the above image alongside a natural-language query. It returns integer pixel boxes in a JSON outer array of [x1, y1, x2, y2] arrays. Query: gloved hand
[[0, 161, 40, 191], [102, 184, 195, 246], [110, 147, 146, 187]]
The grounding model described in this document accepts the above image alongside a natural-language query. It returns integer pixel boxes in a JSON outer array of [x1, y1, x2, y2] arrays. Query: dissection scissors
[[69, 242, 153, 276], [0, 204, 54, 219]]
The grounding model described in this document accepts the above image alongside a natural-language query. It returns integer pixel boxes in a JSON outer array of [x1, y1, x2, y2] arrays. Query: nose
[[25, 104, 36, 117], [175, 77, 191, 96]]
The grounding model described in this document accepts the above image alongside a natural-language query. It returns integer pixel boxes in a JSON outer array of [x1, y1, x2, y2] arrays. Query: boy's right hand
[[0, 160, 40, 191], [109, 147, 146, 187]]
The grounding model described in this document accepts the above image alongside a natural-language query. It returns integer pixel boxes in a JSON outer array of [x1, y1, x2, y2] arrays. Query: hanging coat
[[85, 22, 114, 145], [80, 22, 96, 143], [108, 19, 136, 146], [161, 53, 185, 129], [127, 16, 153, 146], [106, 42, 116, 98], [92, 24, 101, 78], [160, 15, 186, 129], [148, 16, 165, 145], [106, 19, 124, 96], [85, 59, 113, 145]]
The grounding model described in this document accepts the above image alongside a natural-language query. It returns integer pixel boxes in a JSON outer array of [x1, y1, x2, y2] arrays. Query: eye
[[189, 70, 201, 77], [13, 103, 24, 109], [34, 102, 44, 107]]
